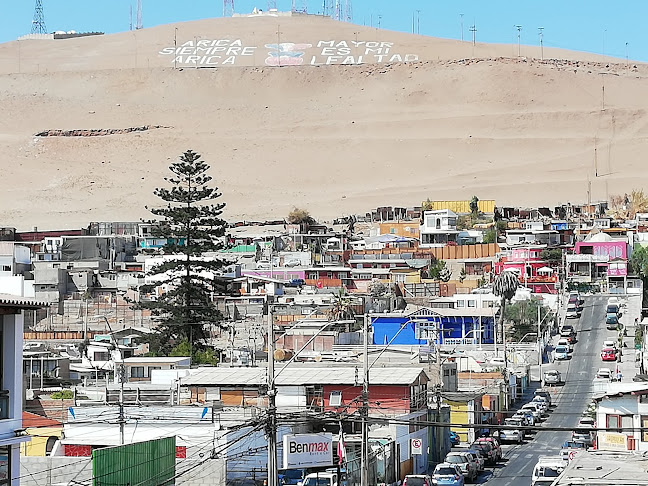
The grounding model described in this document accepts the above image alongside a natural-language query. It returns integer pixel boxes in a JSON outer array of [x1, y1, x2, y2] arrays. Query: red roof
[[22, 412, 62, 428]]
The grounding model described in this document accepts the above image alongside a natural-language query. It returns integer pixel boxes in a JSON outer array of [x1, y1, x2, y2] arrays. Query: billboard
[[282, 433, 333, 469]]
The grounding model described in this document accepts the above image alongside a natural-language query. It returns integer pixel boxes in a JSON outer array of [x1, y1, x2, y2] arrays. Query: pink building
[[495, 246, 558, 294], [567, 234, 629, 291]]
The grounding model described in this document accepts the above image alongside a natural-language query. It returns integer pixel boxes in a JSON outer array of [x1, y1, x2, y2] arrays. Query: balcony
[[0, 391, 9, 419]]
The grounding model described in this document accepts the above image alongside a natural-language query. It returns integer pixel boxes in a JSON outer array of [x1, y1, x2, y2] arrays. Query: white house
[[0, 293, 47, 485], [419, 210, 460, 247], [595, 383, 648, 452]]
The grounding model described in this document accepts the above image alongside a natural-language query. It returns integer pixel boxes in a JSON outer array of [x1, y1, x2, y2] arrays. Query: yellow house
[[443, 392, 483, 444], [20, 412, 62, 456], [378, 222, 420, 239]]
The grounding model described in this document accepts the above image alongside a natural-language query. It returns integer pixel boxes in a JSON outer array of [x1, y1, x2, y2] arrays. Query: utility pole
[[515, 25, 522, 57], [378, 15, 382, 29], [626, 42, 629, 70], [174, 28, 178, 69], [266, 299, 277, 486], [416, 10, 420, 35], [538, 27, 544, 60], [537, 305, 543, 387], [460, 13, 464, 41], [360, 314, 369, 486], [119, 363, 125, 445], [276, 26, 282, 67], [470, 23, 477, 46]]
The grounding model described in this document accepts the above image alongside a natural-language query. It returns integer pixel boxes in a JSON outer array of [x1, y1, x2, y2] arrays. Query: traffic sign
[[411, 438, 423, 455]]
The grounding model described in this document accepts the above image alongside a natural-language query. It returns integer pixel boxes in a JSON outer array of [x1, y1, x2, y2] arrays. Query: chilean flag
[[337, 427, 347, 465]]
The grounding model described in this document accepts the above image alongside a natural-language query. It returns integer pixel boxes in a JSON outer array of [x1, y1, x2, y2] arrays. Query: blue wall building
[[371, 308, 497, 346]]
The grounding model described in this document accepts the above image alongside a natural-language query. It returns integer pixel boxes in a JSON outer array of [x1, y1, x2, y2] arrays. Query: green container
[[92, 436, 176, 486]]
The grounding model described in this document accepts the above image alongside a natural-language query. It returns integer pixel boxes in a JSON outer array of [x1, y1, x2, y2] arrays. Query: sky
[[1, 0, 645, 61]]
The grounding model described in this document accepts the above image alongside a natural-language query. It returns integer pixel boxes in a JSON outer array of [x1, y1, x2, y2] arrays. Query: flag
[[337, 426, 347, 465]]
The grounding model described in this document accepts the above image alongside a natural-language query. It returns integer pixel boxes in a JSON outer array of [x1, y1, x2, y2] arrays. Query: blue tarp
[[371, 315, 495, 345]]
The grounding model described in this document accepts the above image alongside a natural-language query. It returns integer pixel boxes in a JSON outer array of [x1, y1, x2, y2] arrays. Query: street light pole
[[267, 299, 277, 486], [538, 306, 543, 386]]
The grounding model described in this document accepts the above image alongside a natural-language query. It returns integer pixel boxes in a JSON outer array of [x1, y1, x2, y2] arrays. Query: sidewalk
[[613, 294, 641, 382]]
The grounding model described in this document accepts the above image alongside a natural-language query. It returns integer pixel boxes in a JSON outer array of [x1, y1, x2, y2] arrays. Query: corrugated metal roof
[[0, 294, 48, 309], [181, 366, 428, 387]]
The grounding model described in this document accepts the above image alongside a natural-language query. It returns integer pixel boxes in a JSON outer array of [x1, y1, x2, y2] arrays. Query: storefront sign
[[282, 433, 333, 469]]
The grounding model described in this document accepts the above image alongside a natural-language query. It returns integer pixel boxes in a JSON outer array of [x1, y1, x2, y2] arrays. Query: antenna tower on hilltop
[[223, 0, 234, 16], [344, 0, 353, 22], [136, 0, 143, 30], [322, 0, 333, 17], [267, 0, 277, 10], [31, 0, 47, 34], [291, 0, 308, 13]]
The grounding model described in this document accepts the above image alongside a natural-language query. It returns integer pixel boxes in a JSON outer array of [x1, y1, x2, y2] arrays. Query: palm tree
[[493, 271, 519, 343]]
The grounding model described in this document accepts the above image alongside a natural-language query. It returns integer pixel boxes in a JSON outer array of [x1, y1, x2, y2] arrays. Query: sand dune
[[0, 15, 646, 230]]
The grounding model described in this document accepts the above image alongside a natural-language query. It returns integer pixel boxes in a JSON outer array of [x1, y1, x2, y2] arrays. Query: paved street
[[488, 295, 608, 486]]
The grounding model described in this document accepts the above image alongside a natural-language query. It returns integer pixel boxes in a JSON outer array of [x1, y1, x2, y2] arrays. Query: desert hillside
[[0, 14, 646, 230]]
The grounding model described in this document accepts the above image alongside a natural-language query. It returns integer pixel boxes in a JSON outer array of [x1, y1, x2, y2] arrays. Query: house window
[[456, 300, 465, 308], [130, 367, 145, 378], [467, 300, 477, 308], [642, 416, 648, 442], [148, 366, 161, 376], [0, 445, 10, 485], [390, 228, 396, 234], [622, 415, 634, 436], [308, 273, 317, 280], [93, 352, 110, 361], [0, 266, 9, 272], [436, 219, 441, 230], [329, 391, 342, 407]]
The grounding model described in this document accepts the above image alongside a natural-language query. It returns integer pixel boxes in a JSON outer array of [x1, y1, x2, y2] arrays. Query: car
[[606, 314, 620, 330], [555, 345, 570, 360], [532, 396, 550, 412], [569, 291, 583, 304], [577, 417, 596, 428], [534, 390, 553, 406], [464, 450, 485, 472], [279, 469, 306, 485], [544, 370, 563, 385], [532, 456, 565, 486], [603, 339, 617, 349], [572, 429, 594, 447], [557, 338, 573, 352], [449, 431, 461, 447], [488, 356, 506, 367], [607, 303, 621, 317], [601, 347, 616, 361], [521, 402, 544, 421], [596, 368, 612, 380], [431, 464, 464, 486], [285, 278, 306, 287], [560, 326, 577, 343], [444, 453, 477, 483], [559, 441, 588, 461], [568, 294, 582, 307], [302, 472, 338, 486], [566, 304, 581, 319], [499, 418, 524, 443], [513, 410, 536, 426], [469, 441, 496, 466], [475, 436, 502, 461], [403, 474, 434, 486]]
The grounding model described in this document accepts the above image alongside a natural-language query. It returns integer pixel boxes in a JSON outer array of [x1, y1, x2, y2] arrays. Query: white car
[[557, 338, 573, 352], [596, 368, 612, 380], [555, 345, 570, 360], [603, 339, 617, 350], [445, 452, 477, 482], [500, 418, 524, 443], [532, 396, 550, 412], [577, 417, 596, 429], [521, 403, 544, 421], [566, 304, 581, 319], [544, 370, 563, 385]]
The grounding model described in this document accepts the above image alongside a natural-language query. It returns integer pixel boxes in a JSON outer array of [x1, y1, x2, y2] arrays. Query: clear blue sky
[[1, 0, 644, 60]]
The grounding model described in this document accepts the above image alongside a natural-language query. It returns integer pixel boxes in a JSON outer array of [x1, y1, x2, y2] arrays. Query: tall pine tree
[[139, 150, 228, 356]]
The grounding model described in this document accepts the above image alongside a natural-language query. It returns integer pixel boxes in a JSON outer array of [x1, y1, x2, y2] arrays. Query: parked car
[[532, 396, 550, 412], [566, 304, 581, 319], [279, 469, 306, 485], [444, 453, 477, 482], [603, 339, 618, 350], [560, 325, 577, 343], [532, 456, 565, 486], [557, 338, 573, 352], [521, 402, 544, 421], [555, 345, 570, 360], [403, 475, 434, 486], [302, 473, 338, 486], [474, 437, 502, 461], [607, 303, 621, 317], [544, 370, 563, 385], [596, 368, 612, 380], [449, 431, 461, 447], [464, 450, 485, 472], [431, 464, 464, 486], [469, 441, 496, 466], [601, 347, 616, 361], [606, 314, 620, 330], [559, 441, 588, 461], [572, 429, 594, 447], [513, 410, 536, 427], [534, 390, 553, 406], [285, 278, 306, 287], [499, 418, 524, 444], [577, 417, 596, 429]]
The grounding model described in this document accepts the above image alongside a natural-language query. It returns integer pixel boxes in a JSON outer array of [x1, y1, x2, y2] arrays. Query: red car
[[601, 347, 616, 361]]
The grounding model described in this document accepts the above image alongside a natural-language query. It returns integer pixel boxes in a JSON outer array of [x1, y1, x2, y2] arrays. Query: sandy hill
[[0, 14, 646, 230]]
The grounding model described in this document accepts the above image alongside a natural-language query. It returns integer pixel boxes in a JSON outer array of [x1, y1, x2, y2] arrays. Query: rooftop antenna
[[129, 5, 133, 31], [460, 13, 464, 41], [223, 0, 234, 16], [378, 14, 382, 29], [267, 0, 277, 10], [136, 0, 143, 30], [292, 0, 307, 13], [515, 25, 522, 57], [31, 0, 47, 34], [538, 27, 544, 60]]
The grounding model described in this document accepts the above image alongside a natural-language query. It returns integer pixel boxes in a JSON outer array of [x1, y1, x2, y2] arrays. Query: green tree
[[287, 207, 315, 225], [439, 264, 452, 282], [470, 196, 479, 216], [170, 339, 219, 365], [459, 267, 467, 283], [493, 271, 519, 344], [483, 228, 496, 244], [630, 245, 648, 278], [138, 150, 228, 356], [540, 249, 563, 262], [428, 259, 448, 280], [503, 299, 551, 342]]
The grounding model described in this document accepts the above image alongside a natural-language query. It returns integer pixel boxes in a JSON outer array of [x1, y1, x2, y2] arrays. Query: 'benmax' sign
[[282, 433, 333, 469]]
